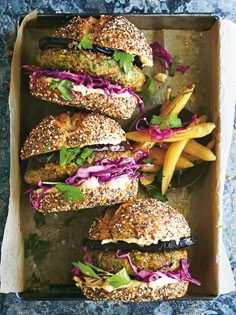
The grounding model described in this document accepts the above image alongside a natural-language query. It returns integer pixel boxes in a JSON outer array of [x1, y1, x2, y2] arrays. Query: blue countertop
[[0, 1, 235, 314]]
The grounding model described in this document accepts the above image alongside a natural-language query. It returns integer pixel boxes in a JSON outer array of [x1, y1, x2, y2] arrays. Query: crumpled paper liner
[[0, 11, 235, 295]]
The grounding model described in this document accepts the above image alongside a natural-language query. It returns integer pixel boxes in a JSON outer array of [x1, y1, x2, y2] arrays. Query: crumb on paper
[[154, 73, 168, 83]]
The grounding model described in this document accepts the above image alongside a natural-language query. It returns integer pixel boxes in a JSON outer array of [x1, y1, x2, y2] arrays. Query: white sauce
[[77, 276, 178, 293], [101, 236, 181, 247], [80, 176, 131, 190], [72, 84, 132, 98], [47, 77, 132, 98]]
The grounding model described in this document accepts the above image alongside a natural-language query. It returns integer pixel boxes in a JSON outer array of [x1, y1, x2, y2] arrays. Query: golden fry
[[195, 115, 207, 124], [140, 164, 161, 173], [206, 138, 216, 149], [126, 123, 216, 143], [160, 84, 195, 118], [149, 147, 193, 168], [183, 139, 216, 161], [162, 140, 189, 194], [132, 142, 155, 156], [140, 173, 157, 186]]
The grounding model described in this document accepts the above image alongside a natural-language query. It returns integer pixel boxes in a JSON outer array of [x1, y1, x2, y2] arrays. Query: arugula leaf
[[24, 233, 50, 265], [150, 114, 182, 130], [72, 261, 131, 289], [50, 79, 73, 101], [50, 80, 59, 89], [107, 268, 131, 289], [159, 117, 169, 130], [150, 115, 168, 130], [113, 50, 134, 74], [147, 78, 155, 98], [150, 115, 162, 125], [84, 262, 112, 275], [76, 147, 93, 166], [57, 80, 73, 100], [137, 75, 155, 104], [46, 152, 54, 163], [73, 261, 101, 279], [169, 55, 179, 76], [77, 34, 93, 50], [55, 183, 84, 203], [43, 142, 51, 153], [142, 157, 155, 164], [169, 113, 182, 128], [33, 211, 46, 229], [145, 184, 168, 202], [59, 146, 81, 166]]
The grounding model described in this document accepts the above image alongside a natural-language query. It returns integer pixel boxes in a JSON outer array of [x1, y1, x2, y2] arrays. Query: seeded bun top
[[53, 15, 153, 67], [88, 199, 191, 246], [20, 112, 126, 160]]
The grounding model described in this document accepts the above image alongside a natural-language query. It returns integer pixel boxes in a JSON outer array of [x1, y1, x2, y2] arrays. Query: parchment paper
[[0, 11, 235, 296]]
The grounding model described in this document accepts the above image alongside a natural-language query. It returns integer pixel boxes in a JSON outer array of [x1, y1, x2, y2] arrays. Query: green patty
[[37, 49, 145, 91], [25, 151, 131, 185], [88, 249, 188, 276]]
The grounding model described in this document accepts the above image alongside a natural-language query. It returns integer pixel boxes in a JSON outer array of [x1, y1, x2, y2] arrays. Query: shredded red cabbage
[[65, 157, 142, 186], [116, 250, 201, 285], [25, 180, 51, 209], [23, 65, 144, 113], [150, 42, 189, 74], [72, 248, 200, 286], [135, 117, 185, 141], [26, 157, 144, 208], [132, 149, 150, 161]]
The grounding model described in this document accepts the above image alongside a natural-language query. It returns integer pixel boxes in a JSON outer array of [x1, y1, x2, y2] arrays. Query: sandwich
[[23, 15, 153, 119], [72, 199, 200, 301], [20, 112, 141, 212]]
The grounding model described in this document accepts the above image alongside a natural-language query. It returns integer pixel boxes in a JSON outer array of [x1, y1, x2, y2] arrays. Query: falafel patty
[[88, 249, 188, 276], [24, 150, 132, 185], [37, 49, 145, 91]]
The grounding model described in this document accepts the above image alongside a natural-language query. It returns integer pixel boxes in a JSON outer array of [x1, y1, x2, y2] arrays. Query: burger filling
[[37, 49, 145, 91], [26, 144, 144, 209], [88, 249, 188, 275], [72, 248, 201, 292]]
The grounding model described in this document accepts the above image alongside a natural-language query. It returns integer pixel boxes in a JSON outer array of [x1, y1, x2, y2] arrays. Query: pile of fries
[[126, 84, 216, 195]]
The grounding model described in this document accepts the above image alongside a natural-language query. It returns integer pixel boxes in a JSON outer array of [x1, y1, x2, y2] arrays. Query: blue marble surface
[[0, 0, 236, 314]]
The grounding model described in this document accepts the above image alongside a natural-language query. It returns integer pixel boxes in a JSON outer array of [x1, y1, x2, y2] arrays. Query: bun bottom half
[[32, 178, 139, 213], [81, 280, 189, 302]]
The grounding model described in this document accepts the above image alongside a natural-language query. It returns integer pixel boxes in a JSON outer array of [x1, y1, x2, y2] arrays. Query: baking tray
[[5, 12, 233, 300]]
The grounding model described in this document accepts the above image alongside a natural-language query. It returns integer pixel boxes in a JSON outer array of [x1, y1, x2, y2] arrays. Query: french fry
[[149, 147, 193, 168], [141, 164, 161, 173], [160, 84, 195, 118], [126, 122, 216, 143], [183, 139, 216, 161], [206, 138, 216, 149], [195, 115, 207, 124], [132, 142, 155, 159], [140, 173, 157, 186], [162, 140, 189, 195]]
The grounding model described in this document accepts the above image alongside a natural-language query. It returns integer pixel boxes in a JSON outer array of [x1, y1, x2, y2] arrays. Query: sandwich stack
[[21, 15, 153, 211]]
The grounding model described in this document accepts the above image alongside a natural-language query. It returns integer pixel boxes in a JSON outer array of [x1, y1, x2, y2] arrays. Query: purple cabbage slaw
[[71, 248, 200, 286], [25, 180, 51, 209], [23, 65, 144, 113], [27, 157, 143, 209], [150, 42, 189, 74], [116, 250, 200, 285], [65, 156, 142, 186], [135, 117, 186, 141]]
